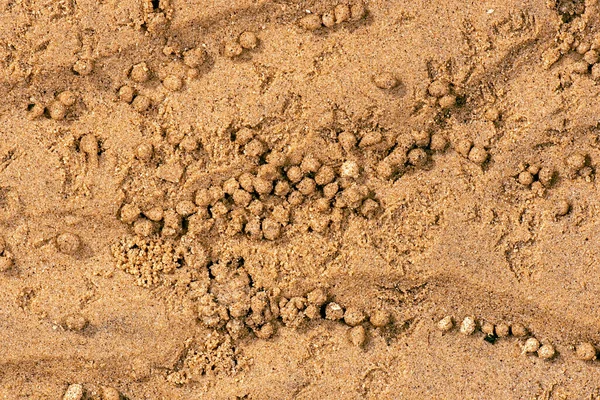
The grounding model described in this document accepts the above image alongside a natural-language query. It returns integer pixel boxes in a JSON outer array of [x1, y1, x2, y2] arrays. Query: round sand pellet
[[224, 41, 243, 58], [233, 189, 252, 207], [407, 148, 428, 167], [437, 316, 454, 332], [566, 153, 586, 171], [56, 233, 80, 255], [315, 165, 336, 186], [518, 171, 534, 186], [63, 384, 84, 400], [58, 91, 76, 107], [428, 80, 449, 98], [338, 131, 357, 151], [176, 200, 196, 217], [65, 313, 88, 331], [350, 1, 366, 20], [585, 49, 599, 64], [413, 130, 431, 148], [48, 101, 67, 120], [299, 14, 322, 31], [244, 139, 266, 157], [80, 134, 98, 156], [322, 11, 336, 28], [274, 180, 291, 197], [344, 307, 365, 326], [481, 321, 495, 336], [538, 343, 556, 360], [468, 146, 488, 165], [523, 337, 540, 354], [28, 103, 45, 120], [538, 167, 555, 187], [239, 31, 258, 49], [102, 387, 121, 400], [183, 48, 207, 68], [255, 322, 275, 339], [144, 206, 164, 221], [349, 325, 367, 347], [262, 218, 281, 240], [120, 203, 141, 224], [592, 64, 600, 80], [455, 139, 473, 158], [429, 134, 448, 152], [369, 309, 391, 327], [286, 166, 303, 183], [439, 94, 457, 109], [373, 72, 398, 90], [334, 4, 351, 23], [0, 256, 13, 272], [460, 316, 476, 335], [73, 59, 94, 76], [340, 160, 360, 178], [133, 218, 156, 237], [495, 323, 510, 338], [325, 302, 344, 320], [135, 143, 153, 161], [163, 75, 183, 91], [254, 177, 273, 195], [554, 200, 570, 217], [131, 95, 151, 112], [511, 323, 528, 337], [485, 107, 500, 122], [118, 86, 135, 103], [314, 197, 331, 212], [576, 342, 597, 360], [297, 177, 316, 195], [130, 62, 150, 83], [300, 154, 321, 174], [307, 288, 327, 306]]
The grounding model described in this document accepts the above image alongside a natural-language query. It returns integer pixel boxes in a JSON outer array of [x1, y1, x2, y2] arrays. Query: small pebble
[[518, 171, 534, 186], [135, 143, 153, 161], [522, 337, 540, 354], [73, 59, 94, 76], [407, 148, 428, 167], [511, 323, 528, 337], [455, 139, 473, 158], [63, 384, 84, 400], [495, 323, 510, 338], [64, 313, 88, 331], [350, 1, 366, 20], [130, 62, 151, 83], [576, 342, 597, 360], [102, 387, 121, 400], [437, 316, 454, 332], [439, 94, 457, 109], [224, 41, 243, 58], [370, 309, 391, 327], [554, 200, 570, 217], [429, 134, 448, 152], [58, 91, 76, 107], [481, 321, 495, 336], [566, 153, 586, 171], [349, 325, 367, 347], [56, 233, 80, 255], [340, 160, 360, 178], [322, 11, 336, 28], [484, 107, 500, 122], [325, 302, 344, 320], [460, 316, 477, 335], [373, 72, 398, 90], [163, 75, 183, 91], [118, 86, 135, 103], [538, 343, 556, 360], [48, 101, 67, 120], [239, 31, 258, 49], [120, 203, 141, 224], [538, 167, 555, 187], [468, 146, 488, 165], [27, 103, 45, 120], [343, 307, 365, 326], [299, 14, 322, 31], [334, 4, 351, 23], [131, 95, 151, 112], [428, 80, 450, 98], [307, 288, 327, 306]]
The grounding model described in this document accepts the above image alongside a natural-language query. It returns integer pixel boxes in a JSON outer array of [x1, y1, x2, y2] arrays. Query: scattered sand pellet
[[133, 218, 157, 237], [297, 177, 316, 195], [343, 307, 365, 326], [338, 131, 357, 151], [429, 134, 448, 152], [233, 189, 252, 207], [437, 316, 454, 332], [584, 50, 599, 64], [240, 31, 258, 49], [224, 41, 243, 58], [58, 91, 76, 107], [439, 94, 457, 109], [274, 181, 291, 197], [460, 316, 476, 335], [56, 233, 81, 255], [118, 86, 135, 103], [144, 206, 164, 222], [369, 309, 391, 327], [254, 177, 273, 195], [349, 325, 367, 347], [315, 165, 336, 186], [28, 103, 45, 120], [120, 204, 141, 224], [522, 337, 540, 354], [481, 321, 495, 336], [156, 162, 184, 183], [334, 4, 351, 23], [132, 95, 151, 112], [495, 323, 510, 338], [511, 323, 528, 337], [373, 72, 398, 90], [468, 146, 488, 165], [299, 14, 322, 31], [428, 80, 450, 98], [538, 343, 555, 360], [163, 75, 183, 91], [0, 255, 13, 272], [566, 153, 586, 171], [455, 139, 473, 158], [307, 288, 327, 306], [135, 143, 153, 161], [130, 62, 151, 83], [244, 139, 267, 157], [183, 48, 207, 68], [300, 154, 321, 174], [73, 59, 94, 76], [101, 387, 121, 400], [255, 322, 275, 339], [413, 130, 431, 148], [518, 171, 534, 186], [325, 302, 344, 320], [350, 1, 366, 20], [340, 160, 360, 178], [262, 218, 281, 240], [484, 107, 500, 122], [554, 200, 570, 217], [48, 101, 67, 120], [64, 313, 88, 331], [63, 384, 84, 400], [239, 172, 255, 192], [576, 342, 597, 360], [407, 148, 428, 167], [322, 11, 336, 28]]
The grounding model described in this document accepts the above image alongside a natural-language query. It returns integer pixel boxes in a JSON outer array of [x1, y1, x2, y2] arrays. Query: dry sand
[[2, 0, 600, 398]]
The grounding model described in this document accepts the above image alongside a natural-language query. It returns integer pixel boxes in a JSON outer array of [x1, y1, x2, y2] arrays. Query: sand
[[2, 0, 600, 398]]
